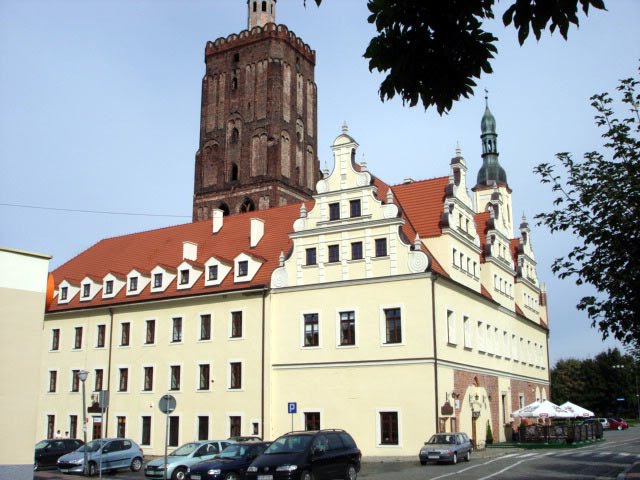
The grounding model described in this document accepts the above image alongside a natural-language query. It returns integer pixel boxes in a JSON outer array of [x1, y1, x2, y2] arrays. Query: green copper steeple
[[477, 92, 507, 186]]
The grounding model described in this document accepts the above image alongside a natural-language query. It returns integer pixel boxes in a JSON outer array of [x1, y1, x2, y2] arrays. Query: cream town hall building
[[37, 1, 549, 457]]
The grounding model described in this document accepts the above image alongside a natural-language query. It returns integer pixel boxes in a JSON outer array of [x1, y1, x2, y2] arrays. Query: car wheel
[[452, 452, 458, 465], [465, 450, 471, 462], [420, 460, 427, 466], [130, 457, 143, 472], [87, 461, 98, 477], [224, 472, 239, 480], [172, 466, 187, 480], [300, 470, 313, 480], [345, 463, 357, 480]]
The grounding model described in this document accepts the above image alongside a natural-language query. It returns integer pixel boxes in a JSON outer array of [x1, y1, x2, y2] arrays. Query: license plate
[[257, 476, 273, 480], [190, 475, 201, 480], [428, 453, 440, 459], [59, 469, 69, 473]]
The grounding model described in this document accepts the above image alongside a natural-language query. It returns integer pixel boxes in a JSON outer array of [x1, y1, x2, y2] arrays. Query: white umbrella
[[511, 399, 573, 419], [559, 401, 594, 418]]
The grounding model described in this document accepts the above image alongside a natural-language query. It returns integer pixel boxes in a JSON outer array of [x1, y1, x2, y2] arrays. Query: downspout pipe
[[431, 273, 439, 433], [261, 288, 267, 439], [106, 307, 114, 437]]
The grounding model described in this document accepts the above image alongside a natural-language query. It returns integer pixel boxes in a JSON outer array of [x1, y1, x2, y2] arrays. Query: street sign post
[[288, 402, 297, 432], [159, 395, 177, 480]]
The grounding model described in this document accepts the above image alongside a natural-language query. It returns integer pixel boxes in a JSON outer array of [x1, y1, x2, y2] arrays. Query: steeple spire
[[476, 92, 507, 186], [248, 0, 276, 29]]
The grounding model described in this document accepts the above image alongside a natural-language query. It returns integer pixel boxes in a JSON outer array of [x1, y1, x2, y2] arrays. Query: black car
[[34, 438, 84, 471], [245, 429, 361, 480], [186, 441, 270, 480]]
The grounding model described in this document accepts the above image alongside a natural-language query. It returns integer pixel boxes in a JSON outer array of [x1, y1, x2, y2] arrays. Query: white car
[[144, 440, 232, 480]]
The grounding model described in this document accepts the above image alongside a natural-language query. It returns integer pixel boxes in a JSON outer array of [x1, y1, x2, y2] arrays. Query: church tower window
[[230, 163, 239, 182]]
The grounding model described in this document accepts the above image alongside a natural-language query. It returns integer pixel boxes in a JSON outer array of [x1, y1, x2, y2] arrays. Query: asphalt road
[[35, 427, 639, 480]]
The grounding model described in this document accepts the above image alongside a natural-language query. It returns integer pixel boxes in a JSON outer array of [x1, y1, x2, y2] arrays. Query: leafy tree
[[534, 67, 640, 346], [307, 0, 606, 114]]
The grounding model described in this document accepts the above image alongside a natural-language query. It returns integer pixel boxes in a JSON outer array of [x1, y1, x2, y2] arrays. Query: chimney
[[183, 241, 197, 261], [212, 209, 224, 234], [250, 218, 265, 248]]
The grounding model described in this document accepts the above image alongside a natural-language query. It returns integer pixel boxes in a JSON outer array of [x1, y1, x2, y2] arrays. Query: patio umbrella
[[559, 401, 594, 418], [511, 399, 573, 419]]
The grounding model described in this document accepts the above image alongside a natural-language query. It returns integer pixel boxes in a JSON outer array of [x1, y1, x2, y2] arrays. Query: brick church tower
[[192, 0, 319, 221]]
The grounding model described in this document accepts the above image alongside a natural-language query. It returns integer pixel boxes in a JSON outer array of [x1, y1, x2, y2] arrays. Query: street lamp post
[[77, 370, 89, 475]]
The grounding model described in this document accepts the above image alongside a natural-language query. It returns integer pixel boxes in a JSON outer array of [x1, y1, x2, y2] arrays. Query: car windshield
[[264, 435, 312, 454], [218, 444, 251, 458], [80, 440, 106, 453], [35, 440, 50, 449], [427, 435, 455, 444], [170, 443, 200, 456]]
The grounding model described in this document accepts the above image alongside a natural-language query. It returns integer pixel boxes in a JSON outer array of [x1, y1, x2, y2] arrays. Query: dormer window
[[129, 277, 138, 291], [238, 261, 249, 277], [153, 273, 162, 288], [180, 270, 189, 285], [329, 202, 340, 221], [60, 287, 68, 301], [350, 199, 361, 218], [208, 265, 218, 281], [82, 284, 90, 298], [105, 280, 113, 295]]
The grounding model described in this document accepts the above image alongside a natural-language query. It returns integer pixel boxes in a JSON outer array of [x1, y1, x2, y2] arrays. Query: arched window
[[231, 128, 239, 143], [351, 148, 356, 164], [230, 163, 239, 181], [253, 2, 257, 13], [219, 203, 230, 216], [262, 1, 267, 12], [232, 77, 238, 91], [240, 198, 255, 213]]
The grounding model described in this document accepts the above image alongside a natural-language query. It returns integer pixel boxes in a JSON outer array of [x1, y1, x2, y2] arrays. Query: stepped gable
[[48, 203, 301, 312]]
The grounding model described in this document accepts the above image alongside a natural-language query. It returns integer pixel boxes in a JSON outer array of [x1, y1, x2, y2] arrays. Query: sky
[[1, 0, 638, 366]]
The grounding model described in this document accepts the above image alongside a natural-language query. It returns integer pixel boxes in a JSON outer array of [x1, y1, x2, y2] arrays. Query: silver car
[[419, 432, 472, 465], [144, 440, 232, 480]]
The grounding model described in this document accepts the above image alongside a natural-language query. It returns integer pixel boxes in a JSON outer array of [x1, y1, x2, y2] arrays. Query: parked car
[[57, 438, 144, 476], [186, 441, 270, 480], [227, 436, 262, 442], [245, 429, 361, 480], [34, 438, 84, 471], [608, 418, 629, 430], [145, 440, 233, 480], [419, 432, 472, 465]]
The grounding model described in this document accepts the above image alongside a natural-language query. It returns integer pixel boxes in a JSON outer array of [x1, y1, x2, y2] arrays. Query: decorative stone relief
[[383, 203, 399, 219], [356, 171, 371, 187], [271, 267, 288, 288], [316, 179, 328, 194], [408, 251, 429, 273]]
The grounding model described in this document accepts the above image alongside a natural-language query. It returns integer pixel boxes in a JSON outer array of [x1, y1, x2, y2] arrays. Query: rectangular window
[[351, 242, 363, 260], [305, 412, 321, 431], [94, 369, 103, 391], [229, 416, 241, 438], [305, 248, 317, 266], [380, 412, 399, 445], [303, 313, 319, 347], [230, 362, 242, 389], [253, 422, 259, 435], [384, 308, 402, 344], [60, 287, 68, 300], [463, 316, 472, 349], [447, 310, 456, 344], [69, 415, 78, 439], [51, 329, 60, 351], [143, 367, 153, 391], [349, 199, 361, 218], [329, 202, 340, 220], [117, 416, 126, 438], [47, 415, 55, 439], [231, 311, 243, 338], [71, 369, 80, 392], [328, 244, 340, 263], [172, 317, 182, 342], [199, 364, 210, 390], [170, 366, 181, 391], [198, 416, 209, 441], [375, 238, 387, 257], [208, 265, 218, 281], [146, 320, 156, 344], [96, 325, 106, 348], [169, 417, 179, 447], [49, 371, 57, 393], [82, 284, 90, 298], [339, 311, 356, 346], [105, 280, 113, 294], [238, 260, 249, 277], [119, 368, 128, 392], [74, 327, 83, 349], [200, 314, 211, 340], [478, 321, 485, 352], [129, 277, 138, 291], [153, 273, 162, 288], [141, 416, 151, 446], [121, 322, 130, 346], [180, 269, 189, 285]]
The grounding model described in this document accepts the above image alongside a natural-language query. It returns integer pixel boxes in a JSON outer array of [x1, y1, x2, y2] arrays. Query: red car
[[608, 418, 629, 430]]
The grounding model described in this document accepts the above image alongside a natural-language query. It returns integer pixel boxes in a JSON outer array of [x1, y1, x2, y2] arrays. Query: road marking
[[427, 454, 520, 480], [475, 452, 554, 480]]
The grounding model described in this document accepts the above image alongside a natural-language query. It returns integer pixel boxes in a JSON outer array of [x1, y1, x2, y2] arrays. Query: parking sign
[[288, 402, 297, 414]]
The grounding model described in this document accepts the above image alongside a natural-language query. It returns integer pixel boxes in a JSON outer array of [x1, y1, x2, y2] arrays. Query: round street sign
[[159, 394, 176, 414]]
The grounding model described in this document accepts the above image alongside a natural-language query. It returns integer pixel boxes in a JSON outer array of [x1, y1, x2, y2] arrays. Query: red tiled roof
[[48, 203, 301, 312], [474, 211, 491, 263], [510, 238, 521, 268], [391, 177, 449, 238], [480, 285, 494, 301]]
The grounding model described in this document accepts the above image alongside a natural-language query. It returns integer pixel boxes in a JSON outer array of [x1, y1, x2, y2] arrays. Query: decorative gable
[[150, 265, 176, 293], [102, 272, 126, 299], [79, 275, 102, 302], [203, 256, 233, 287], [126, 268, 150, 297], [176, 260, 203, 290]]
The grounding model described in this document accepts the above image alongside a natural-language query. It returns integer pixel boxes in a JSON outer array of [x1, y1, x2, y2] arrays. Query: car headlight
[[247, 466, 258, 472], [276, 465, 298, 472], [207, 468, 221, 475]]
